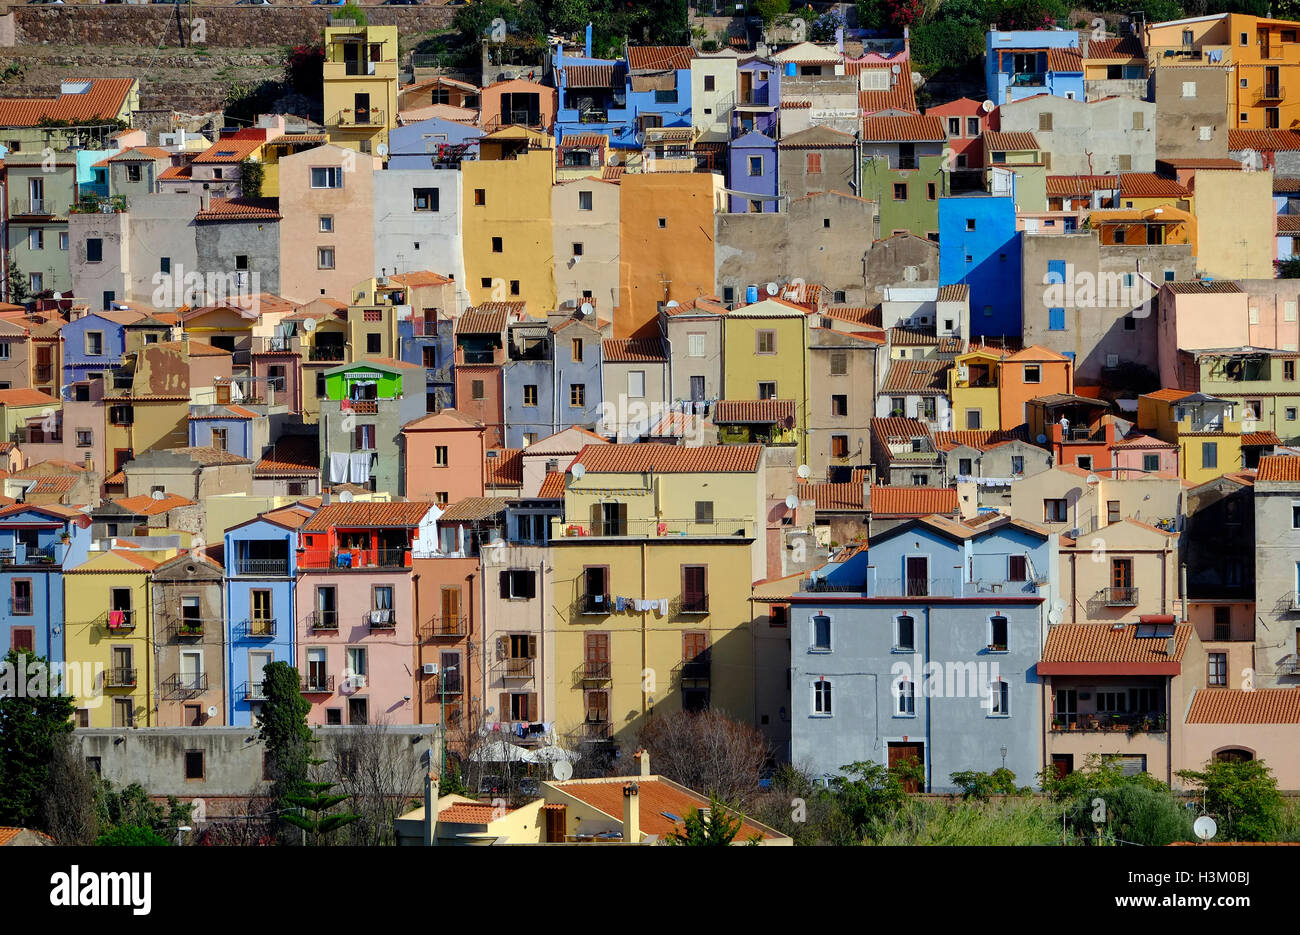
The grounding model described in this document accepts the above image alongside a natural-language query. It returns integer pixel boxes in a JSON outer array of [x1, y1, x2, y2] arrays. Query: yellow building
[[1191, 167, 1275, 280], [461, 128, 557, 315], [1145, 13, 1300, 130], [102, 344, 193, 473], [1137, 388, 1242, 484], [323, 23, 399, 155], [64, 549, 175, 728], [258, 134, 331, 198], [948, 347, 1003, 432], [721, 298, 811, 461], [548, 443, 767, 750]]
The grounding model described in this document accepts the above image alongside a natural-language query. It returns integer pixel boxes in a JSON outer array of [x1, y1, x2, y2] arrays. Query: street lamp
[[175, 825, 192, 846]]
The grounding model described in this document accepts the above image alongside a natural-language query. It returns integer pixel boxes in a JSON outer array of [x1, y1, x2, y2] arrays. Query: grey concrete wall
[[1000, 95, 1155, 176], [194, 216, 281, 300], [1154, 67, 1228, 161], [864, 233, 939, 308], [1251, 479, 1300, 688]]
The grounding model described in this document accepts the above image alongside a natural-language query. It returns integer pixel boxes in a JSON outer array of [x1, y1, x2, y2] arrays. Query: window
[[1008, 555, 1028, 582], [1202, 442, 1218, 470], [76, 430, 92, 448], [756, 330, 776, 354], [989, 680, 1010, 716], [958, 457, 972, 476], [86, 236, 104, 263], [577, 189, 594, 212], [1289, 408, 1298, 421], [1208, 652, 1227, 686], [989, 615, 1008, 651], [695, 500, 714, 523], [657, 217, 667, 229], [1214, 606, 1231, 641], [1023, 364, 1041, 383], [687, 333, 706, 357], [500, 569, 537, 599], [704, 74, 715, 91], [319, 215, 333, 233], [1044, 498, 1068, 522], [896, 679, 915, 716], [926, 182, 936, 200], [523, 384, 538, 407], [681, 565, 708, 613], [411, 187, 440, 211], [570, 241, 584, 258], [967, 116, 980, 136], [184, 750, 205, 781], [893, 182, 908, 200], [831, 394, 847, 416], [813, 678, 833, 715], [965, 409, 982, 430], [947, 116, 960, 135], [627, 370, 645, 398], [210, 427, 228, 451], [1117, 154, 1131, 171], [310, 167, 342, 188], [474, 188, 486, 206], [1077, 456, 1093, 471], [895, 614, 915, 652], [472, 380, 485, 400], [354, 424, 376, 451], [491, 236, 503, 253], [830, 351, 847, 375], [806, 152, 822, 174], [1139, 453, 1159, 473], [1048, 307, 1065, 331], [748, 155, 763, 177], [811, 614, 831, 652], [29, 229, 44, 251], [1286, 360, 1296, 382], [510, 280, 520, 296], [1181, 81, 1197, 98], [317, 247, 335, 270], [365, 333, 381, 355], [757, 381, 777, 399], [1038, 112, 1053, 131], [1009, 455, 1024, 475]]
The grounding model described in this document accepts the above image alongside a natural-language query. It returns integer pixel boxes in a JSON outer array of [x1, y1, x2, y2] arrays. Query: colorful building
[[720, 298, 811, 461], [860, 115, 947, 241], [322, 23, 399, 155], [1137, 388, 1244, 484], [0, 504, 90, 661]]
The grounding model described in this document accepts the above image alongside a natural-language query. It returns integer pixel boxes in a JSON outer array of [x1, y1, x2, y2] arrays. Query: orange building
[[998, 346, 1073, 428], [401, 409, 488, 505], [615, 173, 724, 339]]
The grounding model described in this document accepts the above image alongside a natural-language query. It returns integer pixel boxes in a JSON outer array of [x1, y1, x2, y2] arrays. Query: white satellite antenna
[[151, 489, 166, 500], [1047, 598, 1066, 626], [765, 282, 779, 296], [1193, 815, 1217, 841], [553, 760, 574, 781], [891, 64, 901, 74], [784, 494, 799, 510], [53, 292, 63, 300], [571, 463, 586, 480], [578, 302, 594, 318], [302, 317, 317, 333], [339, 489, 355, 502], [1086, 473, 1101, 485], [206, 705, 218, 718], [796, 464, 812, 479], [376, 142, 389, 158], [665, 300, 680, 308], [981, 99, 995, 113]]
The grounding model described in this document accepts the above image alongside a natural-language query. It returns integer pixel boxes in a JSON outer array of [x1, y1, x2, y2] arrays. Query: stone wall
[[3, 5, 456, 48]]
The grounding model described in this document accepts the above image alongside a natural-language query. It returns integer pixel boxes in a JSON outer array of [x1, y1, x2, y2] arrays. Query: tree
[[1177, 758, 1284, 842], [664, 796, 757, 845], [1278, 257, 1300, 279], [950, 767, 1026, 801], [239, 159, 265, 199], [996, 0, 1067, 29], [336, 1, 367, 27], [635, 710, 769, 807], [96, 825, 171, 847], [96, 782, 192, 841], [257, 660, 313, 834], [0, 650, 77, 830], [6, 257, 30, 306], [830, 758, 917, 837], [755, 0, 791, 28], [283, 44, 325, 100], [327, 720, 423, 846], [281, 768, 360, 846], [43, 736, 101, 845]]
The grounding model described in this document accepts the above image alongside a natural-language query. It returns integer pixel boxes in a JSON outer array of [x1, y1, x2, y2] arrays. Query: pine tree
[[281, 763, 360, 846]]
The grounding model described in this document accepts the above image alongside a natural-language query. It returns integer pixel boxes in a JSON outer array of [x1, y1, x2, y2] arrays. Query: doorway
[[887, 742, 925, 792]]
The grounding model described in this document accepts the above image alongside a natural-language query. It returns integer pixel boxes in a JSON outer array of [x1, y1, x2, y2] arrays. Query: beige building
[[1192, 168, 1275, 281], [1059, 518, 1182, 626], [1153, 66, 1229, 161], [151, 552, 227, 728], [1010, 464, 1185, 542], [552, 177, 620, 313], [806, 324, 880, 480]]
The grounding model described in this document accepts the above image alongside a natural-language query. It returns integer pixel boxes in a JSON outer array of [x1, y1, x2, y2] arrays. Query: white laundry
[[350, 452, 371, 483], [329, 452, 349, 483], [654, 599, 666, 617]]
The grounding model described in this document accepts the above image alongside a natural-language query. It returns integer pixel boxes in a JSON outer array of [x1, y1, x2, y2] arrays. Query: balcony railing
[[103, 609, 136, 631], [434, 674, 463, 695], [1278, 654, 1300, 676], [301, 673, 335, 694], [307, 610, 339, 631], [69, 194, 128, 215], [26, 198, 46, 215], [1254, 84, 1285, 104], [1009, 72, 1046, 87], [498, 657, 534, 678], [347, 399, 380, 414], [676, 658, 711, 681], [106, 667, 137, 688], [164, 673, 208, 697], [1050, 712, 1167, 733], [673, 595, 709, 615], [235, 557, 290, 577], [299, 548, 411, 570], [365, 609, 397, 630], [10, 597, 32, 615], [556, 518, 751, 539], [581, 593, 611, 615], [864, 578, 964, 598], [575, 720, 610, 741], [1104, 587, 1139, 606], [243, 681, 266, 701], [308, 345, 345, 362], [242, 618, 277, 639], [334, 108, 386, 127], [577, 661, 611, 684], [168, 617, 208, 639], [420, 616, 467, 640]]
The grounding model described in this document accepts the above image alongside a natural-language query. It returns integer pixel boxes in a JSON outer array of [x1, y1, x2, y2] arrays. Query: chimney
[[634, 748, 651, 777], [322, 487, 331, 507], [423, 771, 440, 846], [622, 782, 640, 843]]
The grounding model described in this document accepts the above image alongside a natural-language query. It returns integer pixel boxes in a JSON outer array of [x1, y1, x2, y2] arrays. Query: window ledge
[[808, 647, 832, 654], [891, 647, 915, 654]]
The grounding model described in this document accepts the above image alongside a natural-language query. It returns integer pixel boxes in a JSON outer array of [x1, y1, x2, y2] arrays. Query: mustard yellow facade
[[323, 23, 399, 154], [1138, 391, 1243, 485], [461, 128, 557, 314], [1191, 168, 1276, 280], [948, 348, 1003, 431], [721, 300, 811, 461]]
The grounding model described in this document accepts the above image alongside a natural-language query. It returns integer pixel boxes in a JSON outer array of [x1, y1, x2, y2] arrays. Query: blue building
[[728, 131, 779, 213], [61, 311, 127, 385], [398, 313, 456, 412], [224, 512, 301, 725], [0, 505, 91, 661], [388, 116, 482, 170], [188, 405, 255, 459], [939, 193, 1022, 340], [986, 30, 1084, 105], [554, 44, 696, 149], [791, 514, 1056, 789], [500, 316, 604, 447], [733, 58, 780, 138]]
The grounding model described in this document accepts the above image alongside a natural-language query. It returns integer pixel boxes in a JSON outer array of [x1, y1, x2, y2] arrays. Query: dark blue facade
[[939, 193, 1022, 340], [399, 316, 456, 411]]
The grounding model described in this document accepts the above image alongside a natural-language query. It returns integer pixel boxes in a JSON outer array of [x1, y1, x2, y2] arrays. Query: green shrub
[[96, 824, 170, 847]]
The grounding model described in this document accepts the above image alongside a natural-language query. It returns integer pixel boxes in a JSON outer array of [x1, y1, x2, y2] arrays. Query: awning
[[630, 72, 676, 92]]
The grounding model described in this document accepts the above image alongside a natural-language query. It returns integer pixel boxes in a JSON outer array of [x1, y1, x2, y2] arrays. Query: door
[[1111, 558, 1133, 602], [249, 650, 272, 696], [905, 556, 929, 596], [585, 632, 609, 678], [307, 648, 327, 690], [690, 375, 705, 401], [111, 646, 133, 686], [348, 696, 368, 725], [887, 742, 924, 792], [545, 804, 567, 843], [739, 70, 753, 103], [1055, 688, 1077, 728], [354, 93, 371, 124], [180, 651, 201, 691], [440, 586, 459, 633], [1051, 754, 1073, 779], [102, 291, 115, 312], [316, 586, 336, 628]]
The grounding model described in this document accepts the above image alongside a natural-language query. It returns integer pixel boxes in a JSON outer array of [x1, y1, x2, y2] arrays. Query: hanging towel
[[616, 595, 626, 612], [329, 452, 349, 483], [654, 599, 666, 617], [340, 398, 352, 412], [108, 610, 125, 629], [350, 452, 371, 484]]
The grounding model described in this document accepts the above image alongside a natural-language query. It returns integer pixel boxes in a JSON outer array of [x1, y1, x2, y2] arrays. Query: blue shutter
[[1046, 259, 1066, 284], [1049, 308, 1066, 330]]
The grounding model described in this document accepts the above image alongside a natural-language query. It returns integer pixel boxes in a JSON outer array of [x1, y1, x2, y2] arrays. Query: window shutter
[[526, 693, 538, 721], [499, 692, 510, 721], [524, 571, 536, 599], [500, 570, 510, 598], [591, 501, 603, 534], [616, 502, 628, 535], [527, 635, 538, 659], [496, 636, 507, 660]]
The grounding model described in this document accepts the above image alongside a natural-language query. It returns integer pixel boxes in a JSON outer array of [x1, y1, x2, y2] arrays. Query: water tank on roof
[[746, 285, 759, 304], [784, 62, 797, 76]]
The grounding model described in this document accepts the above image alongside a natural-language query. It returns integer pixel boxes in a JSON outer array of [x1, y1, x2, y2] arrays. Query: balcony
[[366, 609, 397, 630], [498, 657, 534, 679], [581, 593, 611, 615], [570, 720, 610, 742], [1050, 712, 1167, 733], [25, 198, 46, 215], [1009, 72, 1046, 87], [420, 616, 467, 640], [69, 194, 128, 215], [301, 673, 335, 694], [243, 681, 266, 701], [168, 617, 208, 640], [870, 578, 963, 598], [1103, 587, 1139, 607], [334, 108, 387, 128], [676, 658, 711, 682], [433, 674, 463, 695], [10, 597, 32, 615], [1278, 654, 1300, 676], [235, 557, 290, 577], [556, 518, 751, 539], [307, 610, 339, 631], [106, 667, 137, 689], [34, 365, 53, 384], [102, 609, 136, 632], [346, 399, 380, 415], [0, 544, 60, 567], [308, 345, 345, 362], [242, 618, 277, 639], [576, 661, 611, 685], [1254, 84, 1285, 104], [164, 673, 208, 698], [673, 595, 709, 615]]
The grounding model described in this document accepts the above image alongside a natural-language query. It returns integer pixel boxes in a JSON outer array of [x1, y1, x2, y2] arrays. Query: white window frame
[[811, 678, 832, 716], [893, 613, 915, 653], [809, 613, 832, 653], [988, 613, 1010, 653], [895, 679, 916, 717], [989, 679, 1010, 717], [310, 166, 343, 189]]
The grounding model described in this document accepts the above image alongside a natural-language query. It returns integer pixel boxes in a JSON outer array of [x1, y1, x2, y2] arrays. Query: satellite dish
[[1047, 598, 1066, 626], [53, 292, 63, 300], [151, 489, 166, 500], [376, 142, 389, 158], [1194, 815, 1217, 841], [578, 302, 594, 318], [339, 490, 355, 502], [571, 463, 586, 480], [206, 705, 218, 718], [891, 64, 901, 74], [553, 760, 574, 781], [302, 317, 317, 333], [1086, 473, 1101, 485], [765, 282, 779, 296], [1035, 433, 1048, 444], [796, 464, 812, 479], [981, 99, 995, 113], [665, 300, 680, 308], [785, 494, 799, 510]]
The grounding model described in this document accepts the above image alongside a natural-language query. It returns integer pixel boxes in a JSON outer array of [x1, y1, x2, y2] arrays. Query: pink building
[[479, 79, 557, 132], [1109, 431, 1180, 478], [1181, 689, 1300, 788], [924, 96, 993, 170], [1156, 282, 1251, 387], [401, 408, 487, 505], [1242, 280, 1300, 352]]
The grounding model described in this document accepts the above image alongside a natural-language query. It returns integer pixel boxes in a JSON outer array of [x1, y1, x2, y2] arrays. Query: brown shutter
[[526, 692, 538, 721], [616, 502, 628, 535], [684, 631, 709, 661], [591, 501, 603, 534], [527, 635, 538, 659], [499, 692, 510, 721], [500, 570, 510, 598]]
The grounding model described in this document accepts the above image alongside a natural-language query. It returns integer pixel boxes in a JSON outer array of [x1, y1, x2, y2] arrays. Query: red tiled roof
[[602, 338, 667, 362], [818, 306, 881, 327], [1085, 36, 1144, 59], [869, 485, 958, 517], [602, 165, 625, 182], [1257, 454, 1300, 481], [1047, 47, 1084, 71], [456, 305, 522, 334], [857, 70, 919, 115], [0, 388, 60, 407], [538, 471, 565, 499], [254, 436, 319, 478], [797, 481, 865, 510], [95, 146, 172, 168], [1163, 280, 1243, 294], [1158, 157, 1242, 169], [932, 427, 1029, 451], [713, 399, 796, 425], [627, 46, 696, 70], [1119, 173, 1190, 198], [194, 138, 263, 163], [871, 416, 932, 442], [391, 271, 454, 288], [1142, 388, 1194, 402], [159, 164, 192, 181], [1278, 216, 1300, 233], [983, 130, 1040, 153], [558, 133, 608, 149], [195, 197, 281, 222], [302, 501, 434, 531], [572, 443, 763, 474], [438, 802, 517, 824], [1110, 432, 1176, 449], [439, 496, 511, 522], [1047, 175, 1120, 196], [188, 405, 258, 421], [860, 114, 943, 142], [1040, 623, 1190, 665], [553, 777, 780, 841], [1186, 688, 1300, 724], [1229, 129, 1300, 152], [112, 493, 195, 515], [485, 448, 523, 487], [0, 78, 136, 127], [936, 284, 968, 302], [1242, 430, 1282, 447], [880, 358, 951, 393], [564, 65, 620, 88]]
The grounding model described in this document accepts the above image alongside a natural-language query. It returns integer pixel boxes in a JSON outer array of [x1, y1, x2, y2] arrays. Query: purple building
[[728, 131, 779, 213], [734, 58, 780, 138]]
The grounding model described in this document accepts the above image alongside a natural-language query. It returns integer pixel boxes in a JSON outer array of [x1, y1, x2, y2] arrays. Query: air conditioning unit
[[422, 662, 438, 676], [352, 675, 367, 689]]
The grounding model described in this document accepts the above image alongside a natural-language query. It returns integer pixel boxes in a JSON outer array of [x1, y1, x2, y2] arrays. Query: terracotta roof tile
[[195, 197, 281, 222], [1110, 432, 1177, 449], [554, 776, 779, 841], [869, 485, 958, 517], [1163, 280, 1244, 294], [1242, 430, 1281, 447], [1229, 129, 1300, 152], [1047, 47, 1084, 71], [983, 130, 1040, 153], [1119, 173, 1190, 198], [1186, 688, 1300, 724], [538, 471, 566, 499], [571, 442, 763, 473], [485, 448, 523, 487], [112, 493, 194, 515], [563, 64, 621, 88], [1256, 454, 1300, 481], [932, 427, 1029, 451], [1085, 35, 1144, 58], [880, 358, 951, 393], [456, 305, 522, 335], [169, 446, 253, 466], [713, 399, 795, 425], [1278, 216, 1300, 233], [253, 436, 320, 478], [627, 46, 696, 70], [159, 164, 192, 181], [602, 165, 625, 181], [797, 481, 865, 510], [438, 496, 512, 522], [0, 78, 136, 127], [602, 338, 667, 362], [438, 802, 517, 824], [0, 388, 60, 407], [1142, 388, 1194, 402], [391, 271, 453, 289], [860, 114, 942, 142], [857, 70, 918, 116], [936, 284, 969, 302], [1041, 623, 1191, 664], [303, 501, 434, 531], [871, 416, 932, 442], [193, 138, 263, 163], [1047, 174, 1119, 196]]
